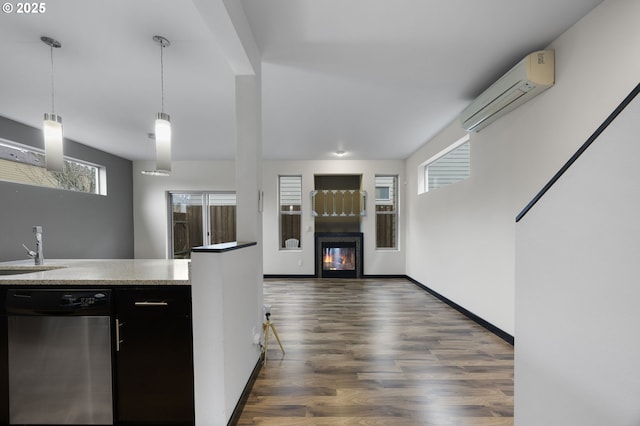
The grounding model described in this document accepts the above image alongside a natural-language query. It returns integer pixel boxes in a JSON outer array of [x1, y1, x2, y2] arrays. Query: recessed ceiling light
[[335, 150, 346, 157]]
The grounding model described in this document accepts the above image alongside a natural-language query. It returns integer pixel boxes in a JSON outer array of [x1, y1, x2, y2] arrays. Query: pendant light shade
[[43, 113, 64, 171], [41, 36, 64, 172], [142, 35, 172, 176], [155, 112, 171, 172]]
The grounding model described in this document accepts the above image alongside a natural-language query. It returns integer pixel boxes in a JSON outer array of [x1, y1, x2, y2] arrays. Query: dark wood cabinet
[[114, 286, 195, 425], [0, 314, 7, 424]]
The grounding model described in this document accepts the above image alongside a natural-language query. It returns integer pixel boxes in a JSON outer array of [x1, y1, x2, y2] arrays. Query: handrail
[[516, 82, 640, 223]]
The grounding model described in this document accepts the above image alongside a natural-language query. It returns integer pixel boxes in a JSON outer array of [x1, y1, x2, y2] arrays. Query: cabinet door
[[0, 315, 8, 424], [115, 287, 194, 425]]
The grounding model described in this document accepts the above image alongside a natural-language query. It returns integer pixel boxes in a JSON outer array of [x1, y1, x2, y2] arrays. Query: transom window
[[0, 138, 106, 195], [419, 134, 470, 193]]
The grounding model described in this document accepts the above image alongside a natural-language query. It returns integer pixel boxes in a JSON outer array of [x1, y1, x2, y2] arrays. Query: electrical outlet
[[252, 326, 261, 345]]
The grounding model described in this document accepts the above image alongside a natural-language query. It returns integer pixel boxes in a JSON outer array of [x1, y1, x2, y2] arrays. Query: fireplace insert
[[315, 232, 363, 278], [322, 242, 356, 277]]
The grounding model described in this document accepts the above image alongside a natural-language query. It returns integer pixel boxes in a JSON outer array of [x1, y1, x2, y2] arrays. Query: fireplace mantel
[[314, 232, 363, 278]]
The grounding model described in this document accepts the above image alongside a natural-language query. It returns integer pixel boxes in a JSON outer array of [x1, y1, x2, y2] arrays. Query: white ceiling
[[0, 0, 603, 162]]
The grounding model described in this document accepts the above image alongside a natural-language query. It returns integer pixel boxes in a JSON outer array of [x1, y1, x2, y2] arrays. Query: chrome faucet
[[22, 226, 44, 265]]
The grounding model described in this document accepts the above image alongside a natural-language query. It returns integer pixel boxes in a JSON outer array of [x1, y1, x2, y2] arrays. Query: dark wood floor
[[236, 278, 513, 425]]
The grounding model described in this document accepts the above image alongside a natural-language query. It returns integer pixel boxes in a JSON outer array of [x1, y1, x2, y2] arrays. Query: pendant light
[[142, 35, 171, 176], [41, 36, 64, 172], [141, 133, 169, 176]]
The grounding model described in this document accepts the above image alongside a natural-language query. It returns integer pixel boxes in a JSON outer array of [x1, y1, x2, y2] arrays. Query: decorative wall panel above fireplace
[[313, 174, 365, 234], [310, 190, 367, 217]]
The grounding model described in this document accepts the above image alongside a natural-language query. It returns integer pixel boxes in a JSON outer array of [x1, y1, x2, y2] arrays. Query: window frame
[[167, 190, 237, 259], [418, 134, 471, 194], [278, 175, 303, 250], [375, 174, 398, 250], [0, 137, 106, 195]]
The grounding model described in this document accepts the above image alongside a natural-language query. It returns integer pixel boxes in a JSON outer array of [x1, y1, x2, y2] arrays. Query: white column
[[190, 4, 264, 424], [234, 74, 262, 245]]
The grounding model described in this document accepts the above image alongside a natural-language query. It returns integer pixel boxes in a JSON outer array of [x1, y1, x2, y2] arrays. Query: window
[[279, 175, 302, 249], [0, 138, 105, 195], [375, 175, 397, 249], [419, 134, 470, 193], [169, 191, 236, 259], [375, 185, 390, 201]]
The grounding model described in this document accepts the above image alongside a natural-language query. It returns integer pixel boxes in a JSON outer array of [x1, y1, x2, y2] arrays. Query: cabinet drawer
[[115, 287, 191, 317]]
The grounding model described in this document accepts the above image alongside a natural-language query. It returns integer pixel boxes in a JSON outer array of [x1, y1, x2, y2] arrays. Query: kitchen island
[[0, 258, 190, 285], [0, 258, 194, 425], [0, 245, 263, 426]]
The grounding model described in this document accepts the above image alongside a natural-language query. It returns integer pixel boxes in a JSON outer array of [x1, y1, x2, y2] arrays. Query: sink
[[0, 266, 65, 275]]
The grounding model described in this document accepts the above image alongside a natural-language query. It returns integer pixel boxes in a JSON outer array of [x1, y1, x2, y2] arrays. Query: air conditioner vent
[[460, 50, 554, 132]]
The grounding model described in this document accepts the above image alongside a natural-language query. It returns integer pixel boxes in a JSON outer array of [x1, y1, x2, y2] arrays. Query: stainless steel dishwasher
[[6, 289, 113, 425]]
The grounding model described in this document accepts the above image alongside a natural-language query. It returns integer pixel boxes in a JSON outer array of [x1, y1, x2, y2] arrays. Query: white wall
[[406, 104, 517, 335], [133, 160, 236, 259], [516, 85, 640, 426], [262, 160, 405, 276], [191, 244, 263, 424], [406, 0, 640, 337], [514, 1, 640, 424]]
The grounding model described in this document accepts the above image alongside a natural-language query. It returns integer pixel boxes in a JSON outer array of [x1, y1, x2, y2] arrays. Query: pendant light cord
[[50, 44, 55, 114], [160, 42, 165, 113]]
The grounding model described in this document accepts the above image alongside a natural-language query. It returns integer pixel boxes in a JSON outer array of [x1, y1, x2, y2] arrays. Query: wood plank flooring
[[236, 278, 513, 425]]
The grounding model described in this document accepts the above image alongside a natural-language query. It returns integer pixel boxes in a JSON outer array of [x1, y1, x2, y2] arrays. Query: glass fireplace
[[315, 233, 363, 278], [322, 244, 356, 273]]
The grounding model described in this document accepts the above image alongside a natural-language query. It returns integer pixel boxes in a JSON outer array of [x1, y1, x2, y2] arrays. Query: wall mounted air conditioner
[[460, 50, 554, 132]]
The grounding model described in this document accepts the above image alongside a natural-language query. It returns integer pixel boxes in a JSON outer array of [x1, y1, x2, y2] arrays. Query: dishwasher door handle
[[116, 319, 124, 352], [134, 301, 168, 307]]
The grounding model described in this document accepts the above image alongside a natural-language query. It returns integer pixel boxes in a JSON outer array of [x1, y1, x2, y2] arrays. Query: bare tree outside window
[[0, 139, 102, 194]]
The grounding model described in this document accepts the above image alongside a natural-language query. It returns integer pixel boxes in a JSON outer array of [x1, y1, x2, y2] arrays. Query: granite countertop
[[0, 259, 190, 285]]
